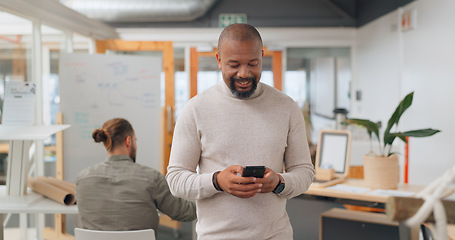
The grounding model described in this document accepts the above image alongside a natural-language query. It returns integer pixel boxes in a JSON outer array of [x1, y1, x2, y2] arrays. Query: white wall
[[353, 0, 455, 185]]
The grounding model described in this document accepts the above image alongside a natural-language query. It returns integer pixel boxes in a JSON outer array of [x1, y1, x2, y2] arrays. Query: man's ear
[[125, 135, 132, 147], [216, 52, 222, 70]]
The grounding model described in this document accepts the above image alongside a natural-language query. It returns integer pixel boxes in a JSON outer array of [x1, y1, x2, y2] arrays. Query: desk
[[299, 179, 455, 240], [302, 178, 424, 208], [0, 125, 70, 196], [0, 186, 78, 240], [291, 179, 425, 240]]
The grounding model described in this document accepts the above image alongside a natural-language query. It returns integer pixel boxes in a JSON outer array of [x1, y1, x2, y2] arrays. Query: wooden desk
[[0, 186, 78, 240], [304, 178, 424, 205], [302, 179, 455, 239]]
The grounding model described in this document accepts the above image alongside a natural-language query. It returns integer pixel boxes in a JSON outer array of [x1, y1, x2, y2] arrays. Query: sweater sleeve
[[278, 103, 315, 199], [166, 102, 219, 201], [153, 173, 197, 222]]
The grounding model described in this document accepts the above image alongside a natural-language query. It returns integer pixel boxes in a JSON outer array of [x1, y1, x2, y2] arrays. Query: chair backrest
[[74, 228, 155, 240]]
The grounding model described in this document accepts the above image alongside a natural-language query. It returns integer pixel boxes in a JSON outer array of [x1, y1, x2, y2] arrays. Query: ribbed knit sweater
[[167, 81, 314, 240]]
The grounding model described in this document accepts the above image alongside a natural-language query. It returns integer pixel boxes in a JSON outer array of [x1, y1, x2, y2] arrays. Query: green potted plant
[[345, 92, 440, 189]]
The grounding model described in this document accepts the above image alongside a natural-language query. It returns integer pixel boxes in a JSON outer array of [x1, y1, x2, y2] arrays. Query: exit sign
[[401, 9, 416, 32], [219, 14, 247, 28]]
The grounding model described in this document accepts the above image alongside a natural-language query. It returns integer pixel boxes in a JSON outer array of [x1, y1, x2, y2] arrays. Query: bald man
[[166, 24, 314, 239]]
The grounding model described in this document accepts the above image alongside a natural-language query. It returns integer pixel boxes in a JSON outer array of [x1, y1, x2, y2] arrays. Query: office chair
[[74, 228, 155, 240]]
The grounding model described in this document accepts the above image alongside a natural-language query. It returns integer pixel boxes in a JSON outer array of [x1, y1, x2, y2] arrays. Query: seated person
[[76, 118, 196, 232]]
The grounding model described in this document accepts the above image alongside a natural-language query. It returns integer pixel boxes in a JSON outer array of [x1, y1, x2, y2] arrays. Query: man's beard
[[130, 146, 136, 163], [229, 77, 258, 99]]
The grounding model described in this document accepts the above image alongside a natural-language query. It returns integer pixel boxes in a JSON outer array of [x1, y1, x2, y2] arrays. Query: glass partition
[[42, 25, 65, 126], [40, 24, 66, 166], [174, 47, 188, 119], [287, 47, 351, 144], [0, 10, 34, 184]]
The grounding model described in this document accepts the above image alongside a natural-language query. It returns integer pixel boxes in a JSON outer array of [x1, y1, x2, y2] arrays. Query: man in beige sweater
[[166, 24, 314, 239]]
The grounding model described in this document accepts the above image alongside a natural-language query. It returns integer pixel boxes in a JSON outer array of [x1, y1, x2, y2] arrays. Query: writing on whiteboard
[[59, 53, 162, 182]]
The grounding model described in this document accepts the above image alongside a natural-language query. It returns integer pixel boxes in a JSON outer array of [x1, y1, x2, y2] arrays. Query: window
[[41, 25, 65, 127], [0, 11, 33, 184], [287, 47, 351, 143], [285, 70, 307, 108]]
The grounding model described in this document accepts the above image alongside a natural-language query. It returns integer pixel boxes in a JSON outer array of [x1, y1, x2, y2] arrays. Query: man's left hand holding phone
[[215, 165, 280, 198]]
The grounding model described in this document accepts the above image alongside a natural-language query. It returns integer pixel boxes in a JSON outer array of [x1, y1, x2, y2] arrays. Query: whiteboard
[[59, 53, 162, 182]]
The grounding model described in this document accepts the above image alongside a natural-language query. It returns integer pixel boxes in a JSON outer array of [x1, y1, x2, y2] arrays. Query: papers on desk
[[326, 184, 415, 197], [368, 189, 415, 197], [326, 184, 371, 194]]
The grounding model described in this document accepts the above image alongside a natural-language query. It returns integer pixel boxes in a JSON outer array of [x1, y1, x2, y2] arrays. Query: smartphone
[[242, 166, 266, 178]]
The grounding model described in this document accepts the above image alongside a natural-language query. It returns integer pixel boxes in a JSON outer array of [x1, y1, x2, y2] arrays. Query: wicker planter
[[363, 154, 399, 189]]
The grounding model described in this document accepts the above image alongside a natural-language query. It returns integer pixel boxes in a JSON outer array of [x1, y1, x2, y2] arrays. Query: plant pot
[[363, 154, 399, 189]]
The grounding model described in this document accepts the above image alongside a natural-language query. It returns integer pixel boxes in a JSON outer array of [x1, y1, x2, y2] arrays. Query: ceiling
[[60, 0, 414, 29]]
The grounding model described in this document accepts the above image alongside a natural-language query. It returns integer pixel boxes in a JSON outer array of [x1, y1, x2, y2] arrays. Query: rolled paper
[[28, 178, 76, 206], [37, 176, 76, 196]]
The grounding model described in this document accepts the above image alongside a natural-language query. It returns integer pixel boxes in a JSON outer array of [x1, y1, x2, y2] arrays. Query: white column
[[19, 213, 27, 240], [65, 30, 74, 53], [32, 19, 44, 176], [184, 45, 191, 94], [89, 38, 96, 54], [32, 19, 45, 240], [41, 46, 51, 126]]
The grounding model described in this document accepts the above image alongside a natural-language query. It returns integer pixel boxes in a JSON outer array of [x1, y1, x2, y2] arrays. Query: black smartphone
[[242, 166, 266, 178]]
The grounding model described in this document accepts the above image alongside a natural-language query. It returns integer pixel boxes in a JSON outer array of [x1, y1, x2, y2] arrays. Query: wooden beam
[[162, 42, 175, 176], [263, 47, 283, 91], [96, 40, 172, 53], [272, 50, 282, 91], [197, 51, 217, 57], [45, 112, 73, 240], [56, 112, 64, 180], [0, 143, 9, 154], [386, 196, 455, 223], [262, 47, 275, 57]]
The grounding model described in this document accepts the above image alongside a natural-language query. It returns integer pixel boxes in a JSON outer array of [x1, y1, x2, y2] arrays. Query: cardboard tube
[[37, 176, 76, 196], [28, 178, 76, 206]]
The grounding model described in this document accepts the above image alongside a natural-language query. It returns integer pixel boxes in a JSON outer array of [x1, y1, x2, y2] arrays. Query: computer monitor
[[315, 129, 352, 179]]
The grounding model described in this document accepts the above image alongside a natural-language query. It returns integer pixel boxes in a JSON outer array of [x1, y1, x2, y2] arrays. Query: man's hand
[[255, 167, 281, 193], [217, 165, 263, 198]]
